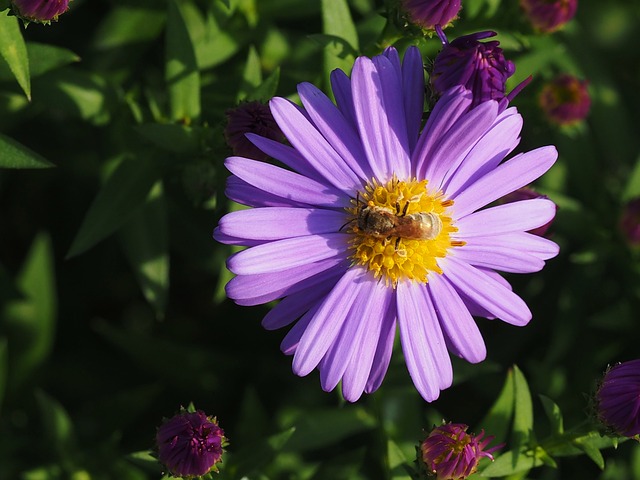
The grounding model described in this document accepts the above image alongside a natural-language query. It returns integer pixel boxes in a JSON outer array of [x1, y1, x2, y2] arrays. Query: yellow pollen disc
[[346, 177, 463, 287]]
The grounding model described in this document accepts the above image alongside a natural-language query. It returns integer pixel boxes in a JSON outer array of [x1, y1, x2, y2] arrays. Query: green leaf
[[237, 45, 262, 102], [0, 10, 30, 99], [32, 68, 112, 125], [572, 435, 605, 469], [0, 133, 54, 169], [512, 365, 534, 449], [67, 156, 160, 258], [35, 390, 77, 464], [622, 153, 640, 201], [226, 427, 295, 479], [135, 123, 202, 154], [281, 406, 376, 452], [481, 448, 544, 477], [321, 0, 359, 89], [245, 67, 280, 103], [388, 440, 413, 480], [538, 395, 564, 436], [119, 182, 169, 317], [166, 0, 201, 123], [477, 368, 515, 442], [0, 42, 79, 82], [3, 233, 56, 391]]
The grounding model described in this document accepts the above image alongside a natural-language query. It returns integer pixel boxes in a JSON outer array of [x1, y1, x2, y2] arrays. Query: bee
[[355, 200, 442, 242]]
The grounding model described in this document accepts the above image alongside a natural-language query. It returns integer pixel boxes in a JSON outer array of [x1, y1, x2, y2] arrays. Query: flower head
[[539, 74, 590, 125], [156, 409, 226, 478], [498, 187, 556, 237], [400, 0, 461, 30], [224, 101, 284, 161], [419, 423, 500, 479], [619, 198, 640, 247], [215, 46, 558, 402], [520, 0, 578, 33], [596, 360, 640, 439], [11, 0, 69, 23], [432, 28, 521, 109]]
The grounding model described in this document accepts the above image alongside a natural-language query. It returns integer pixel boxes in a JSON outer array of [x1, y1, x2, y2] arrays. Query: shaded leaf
[[135, 123, 202, 154], [0, 133, 54, 169], [237, 45, 262, 102], [477, 368, 515, 443], [0, 10, 30, 99], [573, 434, 606, 470], [0, 42, 79, 82], [539, 395, 564, 436], [67, 156, 160, 258], [35, 390, 77, 464], [166, 0, 201, 123], [388, 439, 413, 480], [226, 427, 295, 479], [512, 365, 534, 449], [622, 153, 640, 201], [0, 338, 6, 413], [481, 448, 544, 477], [246, 67, 280, 103], [321, 0, 359, 88], [119, 182, 169, 317], [3, 233, 56, 390]]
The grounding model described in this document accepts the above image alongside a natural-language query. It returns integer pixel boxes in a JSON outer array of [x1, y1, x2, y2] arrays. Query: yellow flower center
[[346, 177, 464, 286]]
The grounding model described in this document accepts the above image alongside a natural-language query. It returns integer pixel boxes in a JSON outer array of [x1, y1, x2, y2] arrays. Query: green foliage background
[[0, 0, 639, 479]]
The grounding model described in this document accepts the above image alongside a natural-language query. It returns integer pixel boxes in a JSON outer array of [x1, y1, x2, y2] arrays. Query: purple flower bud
[[520, 0, 578, 33], [596, 360, 640, 439], [538, 74, 590, 125], [498, 187, 557, 237], [431, 28, 520, 109], [419, 423, 500, 480], [400, 0, 461, 30], [224, 101, 285, 161], [156, 409, 226, 478], [620, 198, 640, 247], [11, 0, 69, 23]]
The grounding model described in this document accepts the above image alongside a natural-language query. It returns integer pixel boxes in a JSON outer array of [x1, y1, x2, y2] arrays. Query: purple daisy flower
[[432, 27, 525, 109], [520, 0, 578, 33], [214, 46, 559, 402], [419, 423, 500, 479], [156, 409, 226, 477], [400, 0, 462, 30], [11, 0, 69, 23], [538, 74, 590, 125], [596, 360, 640, 438]]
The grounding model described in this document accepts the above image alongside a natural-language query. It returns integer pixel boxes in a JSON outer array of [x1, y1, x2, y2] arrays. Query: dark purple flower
[[620, 198, 640, 246], [498, 187, 557, 237], [400, 0, 461, 30], [224, 101, 284, 161], [520, 0, 578, 33], [596, 360, 640, 439], [539, 74, 590, 125], [420, 423, 500, 479], [432, 27, 526, 109], [11, 0, 69, 23], [156, 410, 226, 478]]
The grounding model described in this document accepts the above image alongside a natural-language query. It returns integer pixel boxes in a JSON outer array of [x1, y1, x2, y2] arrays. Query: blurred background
[[0, 0, 639, 478]]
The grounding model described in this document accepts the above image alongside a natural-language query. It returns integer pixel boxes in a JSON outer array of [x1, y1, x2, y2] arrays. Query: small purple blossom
[[499, 187, 556, 237], [520, 0, 578, 33], [11, 0, 69, 23], [420, 423, 500, 479], [215, 46, 559, 402], [432, 27, 527, 109], [620, 198, 640, 246], [224, 101, 284, 161], [596, 360, 640, 439], [156, 409, 226, 478], [539, 74, 590, 125], [400, 0, 461, 30]]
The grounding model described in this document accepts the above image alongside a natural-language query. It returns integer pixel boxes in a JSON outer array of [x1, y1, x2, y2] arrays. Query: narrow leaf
[[35, 390, 77, 464], [119, 182, 169, 317], [539, 395, 564, 435], [572, 434, 606, 469], [0, 338, 7, 413], [135, 123, 201, 154], [0, 133, 54, 169], [388, 440, 413, 480], [512, 365, 534, 449], [622, 153, 640, 201], [481, 448, 544, 477], [3, 233, 56, 390], [166, 0, 201, 123], [67, 156, 159, 258], [227, 427, 296, 479], [321, 0, 359, 89], [477, 368, 515, 442], [245, 67, 280, 103], [237, 45, 262, 102], [0, 10, 30, 99]]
